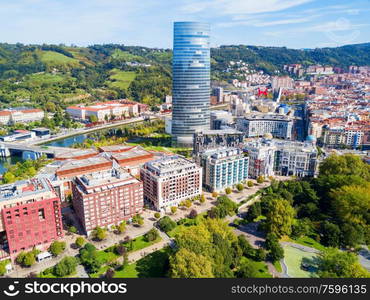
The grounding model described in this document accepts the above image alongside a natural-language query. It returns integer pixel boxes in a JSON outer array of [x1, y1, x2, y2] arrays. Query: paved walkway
[[7, 178, 281, 278]]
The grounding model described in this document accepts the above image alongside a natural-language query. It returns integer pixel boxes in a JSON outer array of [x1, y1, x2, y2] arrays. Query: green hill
[[0, 42, 369, 112]]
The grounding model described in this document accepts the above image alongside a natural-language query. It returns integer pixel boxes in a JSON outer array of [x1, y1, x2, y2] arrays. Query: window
[[38, 208, 45, 220]]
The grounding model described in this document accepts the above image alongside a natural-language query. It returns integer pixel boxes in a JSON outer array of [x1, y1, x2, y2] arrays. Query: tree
[[247, 181, 254, 188], [254, 248, 267, 262], [145, 228, 159, 242], [23, 252, 36, 267], [246, 202, 261, 222], [158, 216, 177, 233], [331, 183, 370, 227], [170, 206, 177, 214], [238, 235, 255, 257], [317, 248, 370, 278], [54, 257, 78, 277], [75, 237, 85, 248], [265, 199, 295, 237], [45, 102, 56, 112], [188, 209, 198, 219], [154, 212, 161, 219], [88, 115, 98, 123], [49, 241, 66, 256], [257, 176, 265, 184], [200, 194, 206, 204], [319, 154, 370, 180], [132, 214, 144, 226], [184, 199, 192, 209], [169, 248, 214, 278], [320, 221, 341, 247], [236, 259, 259, 278], [225, 187, 232, 194], [68, 226, 77, 234], [267, 241, 284, 262], [212, 191, 218, 198], [92, 227, 107, 241], [236, 183, 244, 192], [117, 221, 126, 234], [341, 223, 365, 248], [265, 233, 279, 251]]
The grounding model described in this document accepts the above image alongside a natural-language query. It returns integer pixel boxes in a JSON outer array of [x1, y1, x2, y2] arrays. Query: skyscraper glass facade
[[172, 22, 210, 147]]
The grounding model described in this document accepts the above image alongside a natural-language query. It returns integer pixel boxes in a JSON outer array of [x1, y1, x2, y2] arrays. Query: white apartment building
[[199, 148, 249, 192], [140, 156, 202, 211], [0, 109, 44, 125], [244, 138, 319, 178], [244, 140, 276, 178], [66, 100, 139, 122], [237, 114, 293, 139]]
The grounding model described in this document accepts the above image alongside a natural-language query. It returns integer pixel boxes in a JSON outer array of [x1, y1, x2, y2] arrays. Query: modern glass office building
[[171, 22, 211, 147]]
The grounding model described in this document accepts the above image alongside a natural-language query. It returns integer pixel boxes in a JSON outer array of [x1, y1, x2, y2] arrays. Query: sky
[[0, 0, 369, 49]]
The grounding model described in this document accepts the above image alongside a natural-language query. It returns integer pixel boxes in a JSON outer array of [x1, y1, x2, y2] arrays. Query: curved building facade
[[172, 22, 211, 147]]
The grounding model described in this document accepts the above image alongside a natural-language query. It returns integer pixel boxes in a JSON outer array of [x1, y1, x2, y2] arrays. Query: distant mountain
[[0, 42, 369, 111], [211, 42, 370, 77]]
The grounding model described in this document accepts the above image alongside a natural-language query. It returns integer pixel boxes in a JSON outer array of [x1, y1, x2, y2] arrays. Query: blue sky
[[0, 0, 369, 48]]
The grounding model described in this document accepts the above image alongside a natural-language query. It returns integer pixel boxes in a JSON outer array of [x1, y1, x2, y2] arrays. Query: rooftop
[[75, 169, 139, 194], [56, 156, 112, 173], [0, 177, 53, 202], [144, 155, 198, 176], [55, 148, 98, 160]]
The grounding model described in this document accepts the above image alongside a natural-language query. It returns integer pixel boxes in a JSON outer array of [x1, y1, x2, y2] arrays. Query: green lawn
[[249, 260, 273, 278], [114, 263, 138, 278], [239, 257, 272, 278], [111, 49, 144, 62], [123, 235, 162, 252], [283, 245, 319, 278], [26, 73, 67, 85], [290, 236, 326, 252], [95, 250, 119, 264], [92, 247, 171, 278], [107, 69, 137, 89], [39, 50, 80, 67], [273, 260, 282, 273]]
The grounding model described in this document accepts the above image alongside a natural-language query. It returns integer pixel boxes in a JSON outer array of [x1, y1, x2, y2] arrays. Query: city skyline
[[0, 0, 369, 49]]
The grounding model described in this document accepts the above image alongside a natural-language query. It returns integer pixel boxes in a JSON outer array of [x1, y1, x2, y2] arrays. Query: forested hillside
[[0, 42, 369, 111]]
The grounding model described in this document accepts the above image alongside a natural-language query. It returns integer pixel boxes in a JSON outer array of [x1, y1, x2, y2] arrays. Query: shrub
[[68, 226, 77, 234], [115, 245, 127, 256], [158, 216, 177, 233], [188, 209, 198, 219], [170, 206, 177, 214], [212, 191, 218, 198], [92, 227, 107, 241], [145, 228, 159, 242], [236, 183, 244, 191], [154, 212, 161, 219], [49, 241, 66, 256], [225, 187, 232, 194], [257, 176, 265, 184], [75, 237, 85, 248], [247, 181, 254, 188]]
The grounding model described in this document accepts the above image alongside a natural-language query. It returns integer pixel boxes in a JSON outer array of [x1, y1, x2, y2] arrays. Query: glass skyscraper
[[171, 22, 211, 147]]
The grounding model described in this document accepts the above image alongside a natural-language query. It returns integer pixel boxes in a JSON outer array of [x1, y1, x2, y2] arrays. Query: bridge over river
[[0, 142, 74, 160]]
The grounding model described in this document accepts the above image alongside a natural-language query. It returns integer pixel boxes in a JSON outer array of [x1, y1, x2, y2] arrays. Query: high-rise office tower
[[171, 22, 211, 147]]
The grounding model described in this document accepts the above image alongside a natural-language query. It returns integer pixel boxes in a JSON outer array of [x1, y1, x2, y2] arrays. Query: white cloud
[[180, 0, 313, 15]]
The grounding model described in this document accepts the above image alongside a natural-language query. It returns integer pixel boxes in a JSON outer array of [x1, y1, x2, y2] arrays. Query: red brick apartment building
[[72, 168, 143, 234], [0, 178, 63, 257]]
